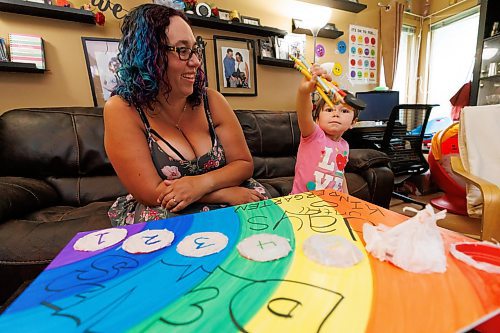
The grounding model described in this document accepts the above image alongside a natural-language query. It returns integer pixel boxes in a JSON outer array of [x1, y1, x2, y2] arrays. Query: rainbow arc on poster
[[0, 190, 498, 333]]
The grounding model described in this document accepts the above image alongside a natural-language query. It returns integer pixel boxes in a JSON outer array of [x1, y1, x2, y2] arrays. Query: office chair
[[370, 104, 437, 207]]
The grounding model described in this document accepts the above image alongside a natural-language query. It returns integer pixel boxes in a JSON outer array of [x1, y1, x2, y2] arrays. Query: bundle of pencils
[[289, 55, 366, 111], [289, 54, 341, 109]]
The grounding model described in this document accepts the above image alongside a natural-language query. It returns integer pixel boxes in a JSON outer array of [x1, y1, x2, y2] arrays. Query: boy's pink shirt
[[291, 124, 349, 194]]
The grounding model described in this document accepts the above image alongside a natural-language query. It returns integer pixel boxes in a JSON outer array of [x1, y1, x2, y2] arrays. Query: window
[[380, 25, 419, 104], [393, 25, 419, 104], [427, 7, 479, 120]]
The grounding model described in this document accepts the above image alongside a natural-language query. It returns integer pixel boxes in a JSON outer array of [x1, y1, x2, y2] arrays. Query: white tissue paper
[[363, 205, 447, 274]]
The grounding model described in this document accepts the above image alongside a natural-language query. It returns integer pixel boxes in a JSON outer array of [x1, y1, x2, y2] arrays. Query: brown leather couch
[[0, 107, 394, 304]]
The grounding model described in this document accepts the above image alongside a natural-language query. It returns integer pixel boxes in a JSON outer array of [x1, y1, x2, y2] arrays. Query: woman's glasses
[[167, 45, 203, 61]]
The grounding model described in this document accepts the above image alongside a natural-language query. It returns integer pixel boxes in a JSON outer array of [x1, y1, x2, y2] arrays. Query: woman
[[234, 52, 250, 88], [105, 4, 268, 226]]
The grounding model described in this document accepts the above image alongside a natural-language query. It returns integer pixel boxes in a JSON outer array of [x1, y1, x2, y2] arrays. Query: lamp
[[299, 17, 328, 63]]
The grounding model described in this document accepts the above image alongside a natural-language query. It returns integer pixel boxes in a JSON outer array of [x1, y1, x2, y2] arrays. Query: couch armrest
[[346, 149, 391, 172], [0, 177, 59, 223]]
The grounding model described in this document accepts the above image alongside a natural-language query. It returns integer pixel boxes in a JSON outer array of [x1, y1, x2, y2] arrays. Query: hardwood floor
[[389, 191, 482, 240]]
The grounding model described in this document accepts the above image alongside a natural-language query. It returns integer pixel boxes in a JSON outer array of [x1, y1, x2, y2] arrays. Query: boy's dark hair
[[312, 91, 361, 121]]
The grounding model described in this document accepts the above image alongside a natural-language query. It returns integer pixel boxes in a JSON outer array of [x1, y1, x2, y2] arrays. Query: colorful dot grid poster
[[348, 25, 377, 84]]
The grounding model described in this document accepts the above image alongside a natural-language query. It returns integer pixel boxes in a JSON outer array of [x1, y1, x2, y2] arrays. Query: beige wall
[[1, 0, 400, 113]]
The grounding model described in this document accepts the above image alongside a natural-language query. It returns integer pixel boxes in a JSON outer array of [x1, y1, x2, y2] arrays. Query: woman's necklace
[[175, 102, 188, 130]]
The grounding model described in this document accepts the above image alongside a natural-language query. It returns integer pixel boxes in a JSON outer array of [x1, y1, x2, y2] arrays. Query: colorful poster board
[[348, 25, 377, 84], [0, 190, 498, 332]]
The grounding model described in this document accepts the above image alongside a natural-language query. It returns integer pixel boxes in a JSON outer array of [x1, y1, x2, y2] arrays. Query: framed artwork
[[213, 35, 257, 96], [241, 16, 260, 26], [218, 9, 230, 21], [81, 37, 120, 107], [258, 38, 275, 58]]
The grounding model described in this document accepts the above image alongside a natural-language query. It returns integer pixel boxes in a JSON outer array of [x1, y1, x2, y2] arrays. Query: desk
[[344, 123, 386, 149], [0, 190, 498, 332]]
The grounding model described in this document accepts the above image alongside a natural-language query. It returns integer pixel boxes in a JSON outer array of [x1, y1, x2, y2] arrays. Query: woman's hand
[[219, 186, 266, 206], [157, 175, 209, 212]]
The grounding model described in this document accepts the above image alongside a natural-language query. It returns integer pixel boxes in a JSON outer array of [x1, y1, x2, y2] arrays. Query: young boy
[[291, 65, 364, 194]]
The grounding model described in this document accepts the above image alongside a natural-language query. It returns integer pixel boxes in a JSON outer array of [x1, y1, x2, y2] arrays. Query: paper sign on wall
[[348, 25, 377, 84]]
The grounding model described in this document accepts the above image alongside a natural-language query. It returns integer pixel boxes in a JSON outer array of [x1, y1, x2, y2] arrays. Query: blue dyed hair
[[114, 4, 205, 111]]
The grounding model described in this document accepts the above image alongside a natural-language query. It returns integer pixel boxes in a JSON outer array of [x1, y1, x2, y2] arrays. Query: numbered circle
[[74, 228, 127, 252], [122, 229, 175, 254], [177, 232, 229, 257], [237, 234, 292, 262]]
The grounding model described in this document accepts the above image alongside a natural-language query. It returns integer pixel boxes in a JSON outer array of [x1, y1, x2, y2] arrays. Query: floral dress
[[108, 93, 269, 226]]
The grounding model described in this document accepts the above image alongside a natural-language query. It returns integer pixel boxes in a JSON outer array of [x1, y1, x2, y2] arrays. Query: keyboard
[[353, 121, 385, 128]]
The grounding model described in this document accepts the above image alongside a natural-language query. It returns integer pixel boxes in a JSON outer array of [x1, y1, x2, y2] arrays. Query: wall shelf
[[292, 20, 344, 39], [257, 57, 294, 68], [299, 0, 367, 13], [186, 13, 287, 38], [0, 62, 45, 73], [0, 0, 95, 24]]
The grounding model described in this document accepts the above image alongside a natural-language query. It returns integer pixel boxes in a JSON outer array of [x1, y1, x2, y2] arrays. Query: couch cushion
[[258, 176, 294, 198], [0, 177, 59, 222], [235, 110, 299, 179], [0, 108, 127, 205]]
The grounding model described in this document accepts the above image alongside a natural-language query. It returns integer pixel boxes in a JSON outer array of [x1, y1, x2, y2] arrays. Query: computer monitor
[[355, 91, 400, 122]]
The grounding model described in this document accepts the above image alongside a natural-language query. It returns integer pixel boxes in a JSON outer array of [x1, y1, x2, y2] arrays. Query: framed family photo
[[81, 37, 120, 107], [213, 35, 257, 96]]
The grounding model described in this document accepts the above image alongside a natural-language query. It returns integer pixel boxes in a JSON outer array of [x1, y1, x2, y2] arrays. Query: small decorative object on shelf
[[218, 8, 230, 20], [183, 0, 196, 14], [195, 2, 211, 17], [55, 0, 71, 7], [94, 11, 105, 25], [229, 9, 240, 22], [0, 37, 8, 61], [9, 33, 45, 69], [154, 0, 185, 11], [210, 5, 218, 17], [241, 16, 260, 26]]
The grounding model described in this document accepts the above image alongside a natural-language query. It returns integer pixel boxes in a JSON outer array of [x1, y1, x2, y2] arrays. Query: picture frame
[[241, 16, 260, 26], [213, 35, 257, 96], [218, 9, 230, 21], [81, 37, 120, 107], [258, 38, 275, 58]]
